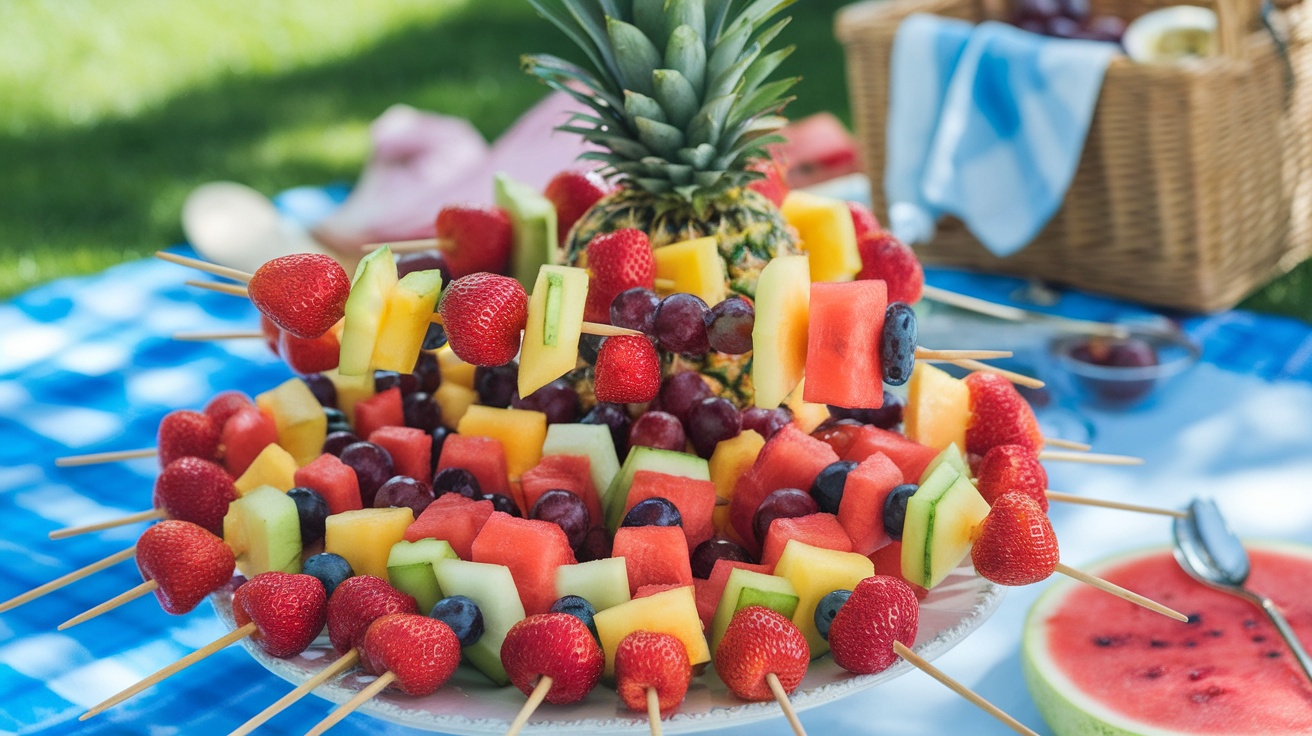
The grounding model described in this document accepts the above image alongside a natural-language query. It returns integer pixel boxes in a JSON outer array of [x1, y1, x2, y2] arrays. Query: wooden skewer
[[647, 686, 664, 736], [59, 580, 158, 630], [914, 348, 1011, 361], [173, 330, 264, 341], [155, 251, 253, 283], [654, 277, 677, 291], [428, 312, 642, 338], [0, 545, 136, 613], [1039, 450, 1144, 466], [1043, 437, 1092, 451], [304, 670, 397, 736], [50, 508, 166, 539], [919, 284, 1128, 338], [1045, 491, 1186, 518], [765, 672, 807, 736], [892, 641, 1038, 736], [81, 622, 257, 720], [366, 237, 450, 254], [228, 649, 362, 736], [1054, 563, 1189, 621], [943, 358, 1045, 389], [55, 448, 157, 467], [186, 279, 251, 298], [505, 675, 553, 736]]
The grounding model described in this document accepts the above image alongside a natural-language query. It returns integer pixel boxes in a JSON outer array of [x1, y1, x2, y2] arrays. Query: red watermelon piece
[[842, 426, 938, 482], [760, 513, 854, 570], [368, 426, 431, 482], [520, 454, 603, 527], [693, 577, 719, 629], [728, 423, 839, 557], [471, 512, 576, 615], [612, 526, 693, 596], [405, 493, 495, 559], [221, 407, 279, 477], [635, 583, 688, 599], [354, 387, 404, 440], [838, 452, 903, 555], [293, 453, 362, 515], [437, 435, 512, 502], [622, 470, 717, 553], [803, 280, 886, 408]]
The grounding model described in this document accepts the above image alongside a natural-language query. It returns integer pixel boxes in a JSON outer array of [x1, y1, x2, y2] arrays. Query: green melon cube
[[387, 539, 459, 614], [902, 463, 991, 590], [555, 557, 631, 612], [919, 442, 969, 484], [432, 559, 525, 686], [338, 246, 397, 376], [223, 485, 302, 577], [604, 446, 710, 531], [494, 173, 557, 290], [542, 423, 621, 498], [709, 568, 799, 654]]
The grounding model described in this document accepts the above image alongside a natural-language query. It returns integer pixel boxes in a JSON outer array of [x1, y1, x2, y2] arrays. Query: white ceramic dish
[[214, 565, 1002, 734]]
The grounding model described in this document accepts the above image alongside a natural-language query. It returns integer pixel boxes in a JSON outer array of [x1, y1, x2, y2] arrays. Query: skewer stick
[[1039, 450, 1144, 466], [228, 649, 362, 736], [173, 331, 264, 341], [892, 641, 1038, 736], [81, 622, 257, 720], [0, 545, 137, 613], [428, 312, 642, 338], [1045, 491, 1186, 518], [59, 580, 158, 630], [1054, 563, 1189, 621], [155, 251, 253, 283], [920, 285, 1128, 338], [505, 675, 553, 736], [186, 279, 250, 298], [655, 277, 676, 291], [914, 348, 1011, 361], [943, 359, 1045, 389], [765, 672, 807, 736], [366, 237, 450, 254], [50, 508, 166, 539], [647, 686, 664, 736], [1043, 437, 1092, 451], [304, 670, 397, 736], [56, 448, 157, 467]]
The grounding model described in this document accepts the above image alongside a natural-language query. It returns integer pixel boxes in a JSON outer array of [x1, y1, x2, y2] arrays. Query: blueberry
[[422, 322, 448, 350], [621, 497, 682, 528], [433, 467, 481, 500], [883, 484, 918, 541], [881, 303, 918, 386], [287, 486, 330, 546], [550, 595, 598, 639], [323, 407, 351, 435], [483, 493, 522, 517], [430, 595, 484, 647], [303, 553, 353, 597], [811, 460, 857, 515], [374, 370, 403, 394], [303, 373, 338, 408], [429, 427, 451, 477], [815, 589, 852, 641]]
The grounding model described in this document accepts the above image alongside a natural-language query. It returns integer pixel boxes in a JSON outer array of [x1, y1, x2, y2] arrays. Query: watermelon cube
[[368, 426, 431, 482], [471, 512, 576, 615], [622, 471, 717, 553], [728, 423, 838, 555], [635, 583, 688, 599], [437, 434, 512, 502], [803, 280, 886, 409], [405, 493, 495, 560], [842, 426, 939, 482], [354, 387, 404, 440], [222, 407, 279, 478], [293, 453, 362, 515], [838, 452, 904, 555], [761, 513, 854, 570], [611, 526, 693, 596], [693, 577, 719, 630], [520, 455, 603, 527]]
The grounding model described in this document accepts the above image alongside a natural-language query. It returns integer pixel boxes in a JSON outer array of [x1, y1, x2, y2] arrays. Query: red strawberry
[[136, 520, 235, 615], [360, 613, 461, 695], [233, 571, 328, 658], [278, 324, 340, 374], [152, 457, 236, 535], [220, 406, 278, 477], [857, 231, 924, 304], [971, 492, 1059, 586], [827, 575, 919, 674], [259, 315, 281, 355], [964, 372, 1044, 457], [584, 229, 655, 324], [438, 273, 528, 367], [847, 202, 881, 240], [615, 631, 691, 715], [435, 205, 514, 279], [500, 613, 604, 705], [203, 391, 253, 428], [157, 410, 221, 466], [326, 575, 418, 655], [975, 444, 1048, 511], [748, 157, 790, 207], [714, 605, 809, 701], [247, 254, 351, 339], [594, 335, 661, 404], [545, 170, 612, 243]]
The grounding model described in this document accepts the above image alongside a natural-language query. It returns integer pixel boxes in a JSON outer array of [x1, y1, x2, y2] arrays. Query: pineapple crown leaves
[[522, 0, 798, 204]]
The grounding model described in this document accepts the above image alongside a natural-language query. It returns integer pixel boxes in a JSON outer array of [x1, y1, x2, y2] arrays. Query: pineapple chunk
[[752, 255, 810, 408], [708, 430, 765, 537], [519, 266, 589, 397], [234, 443, 298, 496], [456, 405, 547, 480], [594, 585, 710, 676], [780, 191, 862, 282], [785, 379, 832, 433], [224, 485, 302, 576], [437, 345, 476, 389], [652, 237, 728, 305], [435, 382, 478, 430], [774, 540, 875, 657], [905, 363, 971, 452], [323, 368, 374, 425], [255, 378, 327, 466], [338, 246, 397, 376], [324, 507, 414, 582], [371, 270, 444, 373]]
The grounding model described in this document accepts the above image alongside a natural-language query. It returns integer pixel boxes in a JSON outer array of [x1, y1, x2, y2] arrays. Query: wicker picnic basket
[[836, 0, 1312, 310]]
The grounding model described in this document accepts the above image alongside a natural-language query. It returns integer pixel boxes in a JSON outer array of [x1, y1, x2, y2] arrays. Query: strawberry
[[136, 520, 235, 615], [152, 457, 236, 535], [714, 605, 810, 701], [203, 391, 253, 428], [500, 613, 604, 705], [975, 444, 1048, 511], [964, 372, 1044, 457], [361, 613, 461, 695], [615, 631, 691, 715], [259, 315, 281, 355], [157, 409, 221, 466], [827, 575, 919, 674], [544, 170, 612, 243], [247, 253, 351, 339], [327, 575, 418, 655], [593, 335, 661, 404], [232, 571, 328, 659], [435, 205, 514, 279], [856, 231, 924, 305], [220, 406, 278, 478], [584, 229, 655, 324], [971, 492, 1060, 586], [438, 273, 528, 367], [847, 202, 881, 240], [747, 157, 790, 207], [278, 324, 340, 374]]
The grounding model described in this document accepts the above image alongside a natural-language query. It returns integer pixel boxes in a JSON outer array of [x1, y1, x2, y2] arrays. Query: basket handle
[[1216, 0, 1256, 58]]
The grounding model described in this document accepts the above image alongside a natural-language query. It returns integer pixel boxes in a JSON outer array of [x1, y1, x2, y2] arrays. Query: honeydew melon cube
[[234, 443, 299, 496], [773, 540, 875, 657], [905, 363, 971, 452], [371, 270, 444, 373], [436, 345, 477, 389], [324, 507, 414, 582], [223, 485, 302, 576], [432, 558, 526, 685], [456, 405, 547, 481], [323, 368, 374, 425], [338, 246, 397, 376], [255, 378, 327, 467], [519, 265, 589, 397], [594, 585, 710, 676], [901, 463, 990, 590], [779, 190, 861, 282], [555, 557, 631, 612], [603, 446, 710, 532], [386, 539, 459, 614], [752, 255, 810, 408], [709, 430, 765, 540], [435, 382, 478, 430], [920, 443, 970, 484], [709, 568, 799, 655], [495, 173, 557, 290], [542, 423, 620, 495], [651, 236, 727, 305]]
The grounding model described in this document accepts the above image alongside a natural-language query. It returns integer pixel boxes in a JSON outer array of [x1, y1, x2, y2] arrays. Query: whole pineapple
[[524, 0, 803, 405]]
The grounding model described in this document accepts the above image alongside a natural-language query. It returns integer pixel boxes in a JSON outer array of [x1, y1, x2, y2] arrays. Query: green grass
[[0, 0, 1307, 322]]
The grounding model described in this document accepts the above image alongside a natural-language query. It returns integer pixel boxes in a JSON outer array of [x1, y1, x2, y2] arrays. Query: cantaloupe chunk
[[457, 405, 548, 481], [234, 443, 298, 496], [780, 190, 861, 282], [708, 430, 765, 539], [436, 345, 477, 389], [372, 269, 444, 373], [323, 369, 375, 425], [752, 255, 810, 408], [255, 378, 327, 467], [519, 265, 589, 397], [652, 236, 728, 305], [905, 363, 971, 452], [593, 585, 711, 676], [435, 382, 478, 430], [324, 507, 414, 582]]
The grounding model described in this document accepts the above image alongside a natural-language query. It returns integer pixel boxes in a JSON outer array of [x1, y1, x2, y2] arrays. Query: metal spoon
[[1172, 497, 1312, 683]]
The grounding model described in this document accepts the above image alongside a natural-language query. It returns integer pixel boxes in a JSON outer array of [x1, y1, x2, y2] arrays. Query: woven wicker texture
[[837, 0, 1312, 310]]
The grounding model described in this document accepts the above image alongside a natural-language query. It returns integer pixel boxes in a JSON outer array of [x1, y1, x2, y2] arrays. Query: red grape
[[752, 488, 819, 544], [531, 490, 590, 548], [658, 371, 713, 425], [629, 411, 686, 452], [654, 293, 711, 355], [687, 397, 741, 458], [610, 287, 660, 335], [706, 297, 755, 354]]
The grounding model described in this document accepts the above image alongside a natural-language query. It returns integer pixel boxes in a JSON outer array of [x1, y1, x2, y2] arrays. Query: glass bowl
[[1049, 326, 1201, 408]]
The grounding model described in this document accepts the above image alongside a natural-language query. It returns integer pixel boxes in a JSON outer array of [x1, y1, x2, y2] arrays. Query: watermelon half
[[1022, 543, 1312, 735]]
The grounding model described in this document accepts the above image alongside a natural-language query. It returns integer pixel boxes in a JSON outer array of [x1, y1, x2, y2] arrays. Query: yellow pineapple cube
[[234, 443, 298, 496], [255, 378, 327, 466], [780, 191, 862, 283], [774, 540, 875, 657], [324, 507, 414, 581], [594, 585, 710, 676], [371, 270, 444, 373], [457, 405, 547, 480], [519, 266, 588, 398], [437, 345, 477, 389], [323, 368, 374, 425], [708, 430, 765, 537], [752, 255, 810, 408], [905, 362, 971, 452], [652, 236, 728, 306], [435, 381, 478, 430], [785, 380, 832, 433]]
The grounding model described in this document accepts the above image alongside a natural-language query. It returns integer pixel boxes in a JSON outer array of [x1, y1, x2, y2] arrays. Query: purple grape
[[1057, 0, 1089, 22], [513, 379, 580, 424], [582, 402, 631, 459], [576, 526, 612, 562], [1084, 14, 1127, 42], [340, 442, 395, 507], [403, 392, 442, 433], [302, 374, 337, 408], [629, 411, 686, 452], [429, 426, 450, 477], [413, 351, 442, 394], [741, 406, 793, 440], [657, 371, 714, 425], [687, 397, 741, 458], [827, 392, 903, 429], [483, 493, 522, 517], [880, 302, 917, 386], [1014, 0, 1061, 21], [578, 334, 603, 365], [433, 467, 481, 500], [1046, 15, 1082, 37], [753, 488, 819, 544], [610, 287, 660, 335], [475, 363, 519, 408], [691, 538, 754, 578], [1016, 17, 1047, 33], [374, 476, 434, 517], [1069, 336, 1160, 402], [621, 497, 682, 528], [374, 370, 402, 394], [705, 297, 754, 354], [653, 293, 711, 355], [396, 249, 452, 285], [531, 490, 590, 548], [322, 430, 361, 457]]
